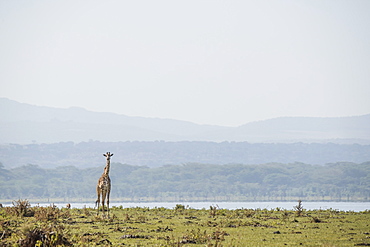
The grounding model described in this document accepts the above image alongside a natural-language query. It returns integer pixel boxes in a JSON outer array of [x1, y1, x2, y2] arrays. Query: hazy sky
[[1, 0, 369, 126]]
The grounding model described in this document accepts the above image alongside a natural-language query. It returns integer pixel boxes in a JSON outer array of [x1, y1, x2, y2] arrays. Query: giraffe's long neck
[[104, 159, 110, 176]]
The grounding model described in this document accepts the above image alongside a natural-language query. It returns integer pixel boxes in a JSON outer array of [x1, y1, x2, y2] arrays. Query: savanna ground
[[0, 200, 369, 246]]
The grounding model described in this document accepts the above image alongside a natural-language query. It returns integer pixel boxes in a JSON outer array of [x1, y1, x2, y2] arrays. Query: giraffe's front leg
[[107, 190, 110, 218], [101, 190, 107, 217], [96, 187, 101, 215]]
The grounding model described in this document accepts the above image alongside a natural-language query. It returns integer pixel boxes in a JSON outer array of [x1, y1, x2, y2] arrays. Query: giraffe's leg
[[102, 190, 107, 217], [107, 190, 110, 218], [96, 187, 101, 215]]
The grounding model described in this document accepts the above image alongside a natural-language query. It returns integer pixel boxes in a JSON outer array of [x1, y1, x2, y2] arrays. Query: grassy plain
[[0, 200, 369, 246]]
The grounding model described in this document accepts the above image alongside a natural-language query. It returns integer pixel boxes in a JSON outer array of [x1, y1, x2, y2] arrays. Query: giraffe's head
[[103, 152, 114, 161]]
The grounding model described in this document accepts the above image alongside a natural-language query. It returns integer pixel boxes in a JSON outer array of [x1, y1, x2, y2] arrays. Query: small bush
[[293, 200, 304, 217], [18, 224, 71, 247], [244, 209, 255, 218], [11, 199, 33, 217], [209, 205, 218, 218], [34, 205, 68, 222], [175, 204, 186, 211]]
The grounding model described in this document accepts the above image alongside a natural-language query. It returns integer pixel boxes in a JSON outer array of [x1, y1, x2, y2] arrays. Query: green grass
[[1, 200, 369, 246]]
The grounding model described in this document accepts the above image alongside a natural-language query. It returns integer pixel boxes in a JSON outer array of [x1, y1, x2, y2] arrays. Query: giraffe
[[95, 152, 113, 217]]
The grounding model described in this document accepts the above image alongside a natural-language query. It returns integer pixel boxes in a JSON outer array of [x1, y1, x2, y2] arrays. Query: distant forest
[[1, 141, 370, 168], [1, 162, 369, 203]]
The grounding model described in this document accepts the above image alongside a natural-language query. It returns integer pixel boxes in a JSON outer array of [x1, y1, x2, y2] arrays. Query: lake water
[[6, 201, 369, 212]]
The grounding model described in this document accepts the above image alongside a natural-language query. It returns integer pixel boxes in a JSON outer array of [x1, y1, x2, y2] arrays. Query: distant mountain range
[[1, 98, 369, 144]]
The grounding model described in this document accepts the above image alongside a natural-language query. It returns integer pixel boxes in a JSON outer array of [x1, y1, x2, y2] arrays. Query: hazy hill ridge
[[1, 141, 370, 169], [0, 98, 369, 144]]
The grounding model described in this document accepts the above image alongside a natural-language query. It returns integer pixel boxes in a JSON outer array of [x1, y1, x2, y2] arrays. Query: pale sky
[[1, 0, 369, 126]]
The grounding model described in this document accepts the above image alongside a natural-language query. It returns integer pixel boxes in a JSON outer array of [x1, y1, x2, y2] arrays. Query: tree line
[[1, 161, 369, 202], [1, 141, 370, 169]]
